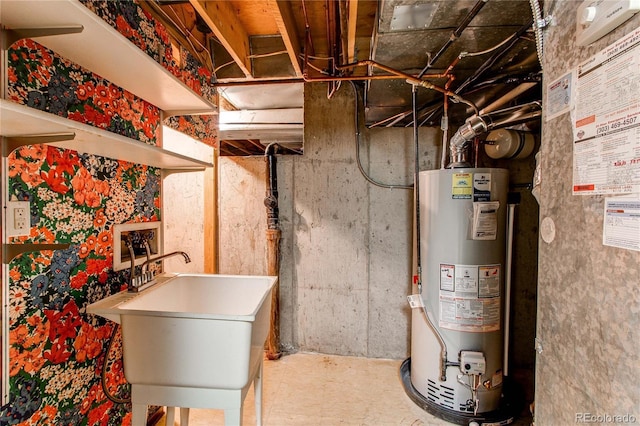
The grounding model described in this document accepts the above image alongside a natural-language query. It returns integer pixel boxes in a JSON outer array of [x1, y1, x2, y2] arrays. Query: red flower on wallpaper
[[43, 339, 72, 364], [70, 270, 88, 289], [76, 81, 95, 101], [86, 258, 110, 276], [46, 146, 78, 176], [93, 209, 107, 228], [94, 84, 111, 109], [40, 168, 69, 194], [44, 301, 82, 342], [74, 323, 109, 363], [87, 398, 112, 426], [72, 167, 109, 208]]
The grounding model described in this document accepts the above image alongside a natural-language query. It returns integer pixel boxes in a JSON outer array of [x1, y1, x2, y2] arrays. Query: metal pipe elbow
[[448, 116, 488, 168]]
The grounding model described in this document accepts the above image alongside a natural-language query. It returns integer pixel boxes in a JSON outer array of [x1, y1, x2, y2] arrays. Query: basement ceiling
[[143, 0, 542, 155]]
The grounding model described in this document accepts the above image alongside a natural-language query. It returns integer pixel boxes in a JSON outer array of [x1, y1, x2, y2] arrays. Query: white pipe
[[479, 82, 538, 115], [504, 203, 516, 377]]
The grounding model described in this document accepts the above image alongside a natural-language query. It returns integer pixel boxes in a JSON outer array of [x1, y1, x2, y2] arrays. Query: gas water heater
[[402, 168, 518, 425]]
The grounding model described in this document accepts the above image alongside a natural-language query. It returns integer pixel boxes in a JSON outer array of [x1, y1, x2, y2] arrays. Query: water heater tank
[[410, 168, 509, 419]]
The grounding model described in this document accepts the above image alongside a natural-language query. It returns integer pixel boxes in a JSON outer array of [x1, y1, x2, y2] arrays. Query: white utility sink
[[87, 273, 277, 426]]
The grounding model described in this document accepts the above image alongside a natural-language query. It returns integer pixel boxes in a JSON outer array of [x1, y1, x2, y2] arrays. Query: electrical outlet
[[6, 200, 31, 237]]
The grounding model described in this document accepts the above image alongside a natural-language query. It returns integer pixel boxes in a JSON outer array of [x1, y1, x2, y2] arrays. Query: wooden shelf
[[1, 100, 212, 170], [0, 0, 217, 115]]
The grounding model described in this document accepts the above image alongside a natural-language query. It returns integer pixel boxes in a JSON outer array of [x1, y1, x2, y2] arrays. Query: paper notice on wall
[[472, 201, 499, 240], [603, 194, 640, 251], [572, 27, 640, 195], [546, 70, 574, 121]]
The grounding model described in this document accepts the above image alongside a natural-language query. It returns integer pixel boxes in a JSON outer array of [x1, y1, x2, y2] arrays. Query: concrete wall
[[290, 83, 441, 358], [218, 81, 540, 368], [536, 3, 640, 423], [218, 156, 269, 276], [218, 82, 442, 359]]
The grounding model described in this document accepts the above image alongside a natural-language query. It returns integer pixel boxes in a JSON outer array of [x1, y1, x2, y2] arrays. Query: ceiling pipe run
[[455, 19, 534, 95], [448, 101, 541, 168], [417, 0, 489, 78]]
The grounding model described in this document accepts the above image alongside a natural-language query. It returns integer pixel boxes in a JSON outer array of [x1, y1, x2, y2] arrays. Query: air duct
[[448, 101, 541, 168]]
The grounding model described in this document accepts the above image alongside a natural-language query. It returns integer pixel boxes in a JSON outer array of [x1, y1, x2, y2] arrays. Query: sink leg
[[131, 403, 147, 426], [166, 407, 175, 425], [224, 407, 242, 426], [180, 407, 190, 425], [255, 361, 263, 426]]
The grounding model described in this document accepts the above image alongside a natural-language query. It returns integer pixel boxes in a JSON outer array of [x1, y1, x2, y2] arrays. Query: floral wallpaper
[[2, 0, 217, 423], [2, 146, 159, 425], [80, 0, 218, 147], [7, 39, 161, 147]]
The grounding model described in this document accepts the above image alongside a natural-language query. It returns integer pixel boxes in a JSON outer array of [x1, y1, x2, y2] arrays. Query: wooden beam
[[221, 140, 254, 156], [189, 0, 253, 77], [204, 155, 218, 273], [347, 0, 359, 63], [268, 0, 303, 77]]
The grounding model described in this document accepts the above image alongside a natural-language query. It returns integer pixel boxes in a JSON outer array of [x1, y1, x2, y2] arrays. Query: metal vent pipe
[[448, 101, 541, 168]]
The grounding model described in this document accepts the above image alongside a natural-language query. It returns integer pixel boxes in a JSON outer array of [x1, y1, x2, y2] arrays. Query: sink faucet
[[128, 250, 191, 292]]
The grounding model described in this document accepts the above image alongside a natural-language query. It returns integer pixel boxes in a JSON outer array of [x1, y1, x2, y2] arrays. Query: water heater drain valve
[[459, 351, 486, 375]]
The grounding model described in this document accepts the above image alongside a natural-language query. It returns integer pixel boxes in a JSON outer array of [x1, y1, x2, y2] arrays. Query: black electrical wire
[[101, 324, 131, 404]]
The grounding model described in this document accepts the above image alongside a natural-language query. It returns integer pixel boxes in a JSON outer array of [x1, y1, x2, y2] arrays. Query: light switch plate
[[576, 0, 640, 46], [6, 200, 31, 237]]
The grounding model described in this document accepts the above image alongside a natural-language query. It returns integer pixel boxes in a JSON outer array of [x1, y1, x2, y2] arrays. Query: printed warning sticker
[[439, 296, 501, 332], [473, 173, 492, 201], [438, 263, 502, 332], [440, 264, 455, 291], [452, 173, 472, 199], [478, 265, 500, 298], [472, 201, 499, 240]]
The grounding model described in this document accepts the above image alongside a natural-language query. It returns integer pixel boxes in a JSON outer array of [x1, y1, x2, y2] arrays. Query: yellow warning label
[[452, 173, 472, 199]]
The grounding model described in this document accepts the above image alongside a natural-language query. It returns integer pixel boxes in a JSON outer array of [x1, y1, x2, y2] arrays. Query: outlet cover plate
[[6, 200, 31, 237]]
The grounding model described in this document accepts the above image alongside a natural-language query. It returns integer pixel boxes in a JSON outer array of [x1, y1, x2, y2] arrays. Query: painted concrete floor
[[157, 352, 532, 426]]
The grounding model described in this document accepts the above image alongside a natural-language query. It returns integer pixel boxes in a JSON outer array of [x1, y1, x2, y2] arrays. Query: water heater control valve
[[459, 351, 486, 375]]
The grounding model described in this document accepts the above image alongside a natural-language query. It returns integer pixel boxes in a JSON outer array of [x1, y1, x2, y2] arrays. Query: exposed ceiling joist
[[269, 0, 303, 77], [189, 0, 253, 77]]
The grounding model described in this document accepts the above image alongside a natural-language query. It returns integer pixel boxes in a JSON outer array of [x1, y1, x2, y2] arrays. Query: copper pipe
[[441, 92, 449, 169], [335, 59, 449, 80], [443, 56, 462, 78], [303, 73, 438, 82]]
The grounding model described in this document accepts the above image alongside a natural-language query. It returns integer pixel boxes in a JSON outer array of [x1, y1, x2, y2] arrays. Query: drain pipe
[[264, 142, 281, 360], [448, 101, 542, 168]]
